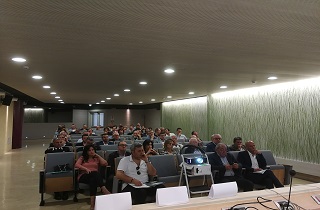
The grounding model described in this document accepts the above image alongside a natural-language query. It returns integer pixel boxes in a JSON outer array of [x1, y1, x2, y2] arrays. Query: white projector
[[185, 164, 212, 175]]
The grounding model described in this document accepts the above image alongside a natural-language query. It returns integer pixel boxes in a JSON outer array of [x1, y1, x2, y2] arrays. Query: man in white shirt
[[116, 143, 165, 204]]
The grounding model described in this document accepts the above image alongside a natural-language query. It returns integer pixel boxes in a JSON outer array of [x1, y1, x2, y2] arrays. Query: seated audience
[[184, 138, 202, 154], [76, 138, 100, 152], [131, 130, 142, 141], [45, 138, 71, 200], [77, 133, 89, 143], [106, 141, 131, 191], [143, 139, 159, 157], [208, 143, 254, 192], [175, 128, 188, 142], [116, 143, 165, 204], [206, 134, 228, 152], [96, 133, 110, 146], [109, 131, 121, 144], [68, 124, 79, 134], [75, 145, 111, 210], [146, 130, 157, 141], [163, 139, 176, 155], [171, 135, 183, 151], [237, 141, 284, 189], [229, 137, 246, 151], [80, 124, 88, 133], [164, 128, 174, 137], [157, 132, 166, 144]]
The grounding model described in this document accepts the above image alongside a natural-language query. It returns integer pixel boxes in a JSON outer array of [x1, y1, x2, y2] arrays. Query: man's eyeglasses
[[136, 166, 141, 175], [119, 144, 127, 147]]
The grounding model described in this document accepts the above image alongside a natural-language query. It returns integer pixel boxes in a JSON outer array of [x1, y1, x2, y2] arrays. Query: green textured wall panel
[[209, 81, 320, 164], [162, 97, 208, 140]]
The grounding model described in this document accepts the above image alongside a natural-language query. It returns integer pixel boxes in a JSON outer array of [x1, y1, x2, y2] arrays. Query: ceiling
[[1, 0, 320, 106]]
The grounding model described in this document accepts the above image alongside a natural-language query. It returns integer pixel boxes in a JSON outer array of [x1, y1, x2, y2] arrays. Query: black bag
[[54, 164, 72, 173]]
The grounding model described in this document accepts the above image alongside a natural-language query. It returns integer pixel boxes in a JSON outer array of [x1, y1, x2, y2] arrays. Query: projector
[[184, 156, 208, 165], [185, 164, 211, 175]]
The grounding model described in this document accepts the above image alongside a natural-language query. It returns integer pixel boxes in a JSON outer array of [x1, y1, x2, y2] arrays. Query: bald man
[[237, 141, 284, 189]]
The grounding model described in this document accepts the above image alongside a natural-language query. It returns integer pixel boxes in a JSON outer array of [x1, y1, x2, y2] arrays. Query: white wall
[[22, 122, 71, 140], [0, 104, 13, 156]]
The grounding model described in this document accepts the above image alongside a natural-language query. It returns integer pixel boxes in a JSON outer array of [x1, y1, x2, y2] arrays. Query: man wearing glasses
[[206, 134, 228, 152], [116, 143, 164, 204]]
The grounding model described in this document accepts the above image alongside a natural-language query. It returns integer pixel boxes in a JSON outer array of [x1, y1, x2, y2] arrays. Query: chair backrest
[[228, 151, 240, 161], [148, 155, 179, 177], [115, 157, 123, 173], [153, 143, 163, 149], [100, 145, 118, 151], [45, 152, 75, 173], [105, 150, 118, 161], [260, 150, 277, 165], [202, 141, 211, 146]]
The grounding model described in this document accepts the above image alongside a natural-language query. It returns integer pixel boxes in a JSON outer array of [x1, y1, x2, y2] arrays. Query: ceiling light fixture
[[151, 99, 155, 101], [114, 94, 119, 96], [124, 89, 130, 92], [139, 101, 143, 104], [96, 102, 100, 104], [164, 68, 175, 74], [12, 57, 26, 62], [89, 104, 92, 106], [129, 103, 133, 105], [32, 75, 42, 79], [60, 102, 64, 104], [188, 92, 194, 95], [43, 86, 50, 89], [58, 99, 63, 102], [106, 98, 111, 100], [50, 92, 56, 95], [139, 81, 147, 85], [268, 76, 278, 80], [167, 96, 172, 98], [220, 86, 228, 89], [55, 96, 60, 99], [101, 100, 105, 102]]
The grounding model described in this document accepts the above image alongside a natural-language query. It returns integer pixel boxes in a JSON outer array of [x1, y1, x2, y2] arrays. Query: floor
[[0, 139, 314, 210]]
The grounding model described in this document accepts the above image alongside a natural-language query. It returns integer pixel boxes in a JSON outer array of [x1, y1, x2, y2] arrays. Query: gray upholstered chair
[[39, 152, 76, 206]]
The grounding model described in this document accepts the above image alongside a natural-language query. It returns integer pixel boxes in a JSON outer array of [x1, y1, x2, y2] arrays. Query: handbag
[[54, 163, 72, 173]]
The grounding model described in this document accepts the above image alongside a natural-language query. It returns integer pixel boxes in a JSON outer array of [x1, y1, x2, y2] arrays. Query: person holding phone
[[75, 145, 110, 210]]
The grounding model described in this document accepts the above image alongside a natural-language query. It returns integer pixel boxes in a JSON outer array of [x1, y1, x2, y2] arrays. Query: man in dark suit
[[206, 134, 229, 152], [237, 141, 284, 189], [96, 133, 110, 146], [208, 143, 254, 191], [45, 138, 71, 154]]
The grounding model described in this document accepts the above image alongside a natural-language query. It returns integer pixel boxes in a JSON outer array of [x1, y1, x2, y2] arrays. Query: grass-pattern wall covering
[[209, 80, 320, 164], [162, 97, 208, 140]]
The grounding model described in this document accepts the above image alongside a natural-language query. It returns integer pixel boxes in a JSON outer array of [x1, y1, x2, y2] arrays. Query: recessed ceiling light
[[139, 81, 147, 85], [268, 76, 278, 80], [167, 96, 172, 98], [164, 68, 175, 74], [58, 99, 63, 102], [106, 98, 111, 100], [129, 103, 133, 105], [188, 92, 194, 95], [32, 75, 42, 79], [60, 102, 64, 104], [151, 99, 155, 102], [124, 89, 130, 92], [50, 92, 56, 95], [101, 100, 105, 102], [89, 104, 92, 106], [139, 101, 143, 104], [12, 57, 26, 62], [220, 86, 228, 89], [114, 94, 119, 96], [55, 96, 60, 99], [96, 102, 100, 104], [43, 85, 50, 89]]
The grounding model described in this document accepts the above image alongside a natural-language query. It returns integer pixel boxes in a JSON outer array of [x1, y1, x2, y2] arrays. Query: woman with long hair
[[142, 139, 158, 157], [75, 145, 110, 210], [163, 139, 176, 155]]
